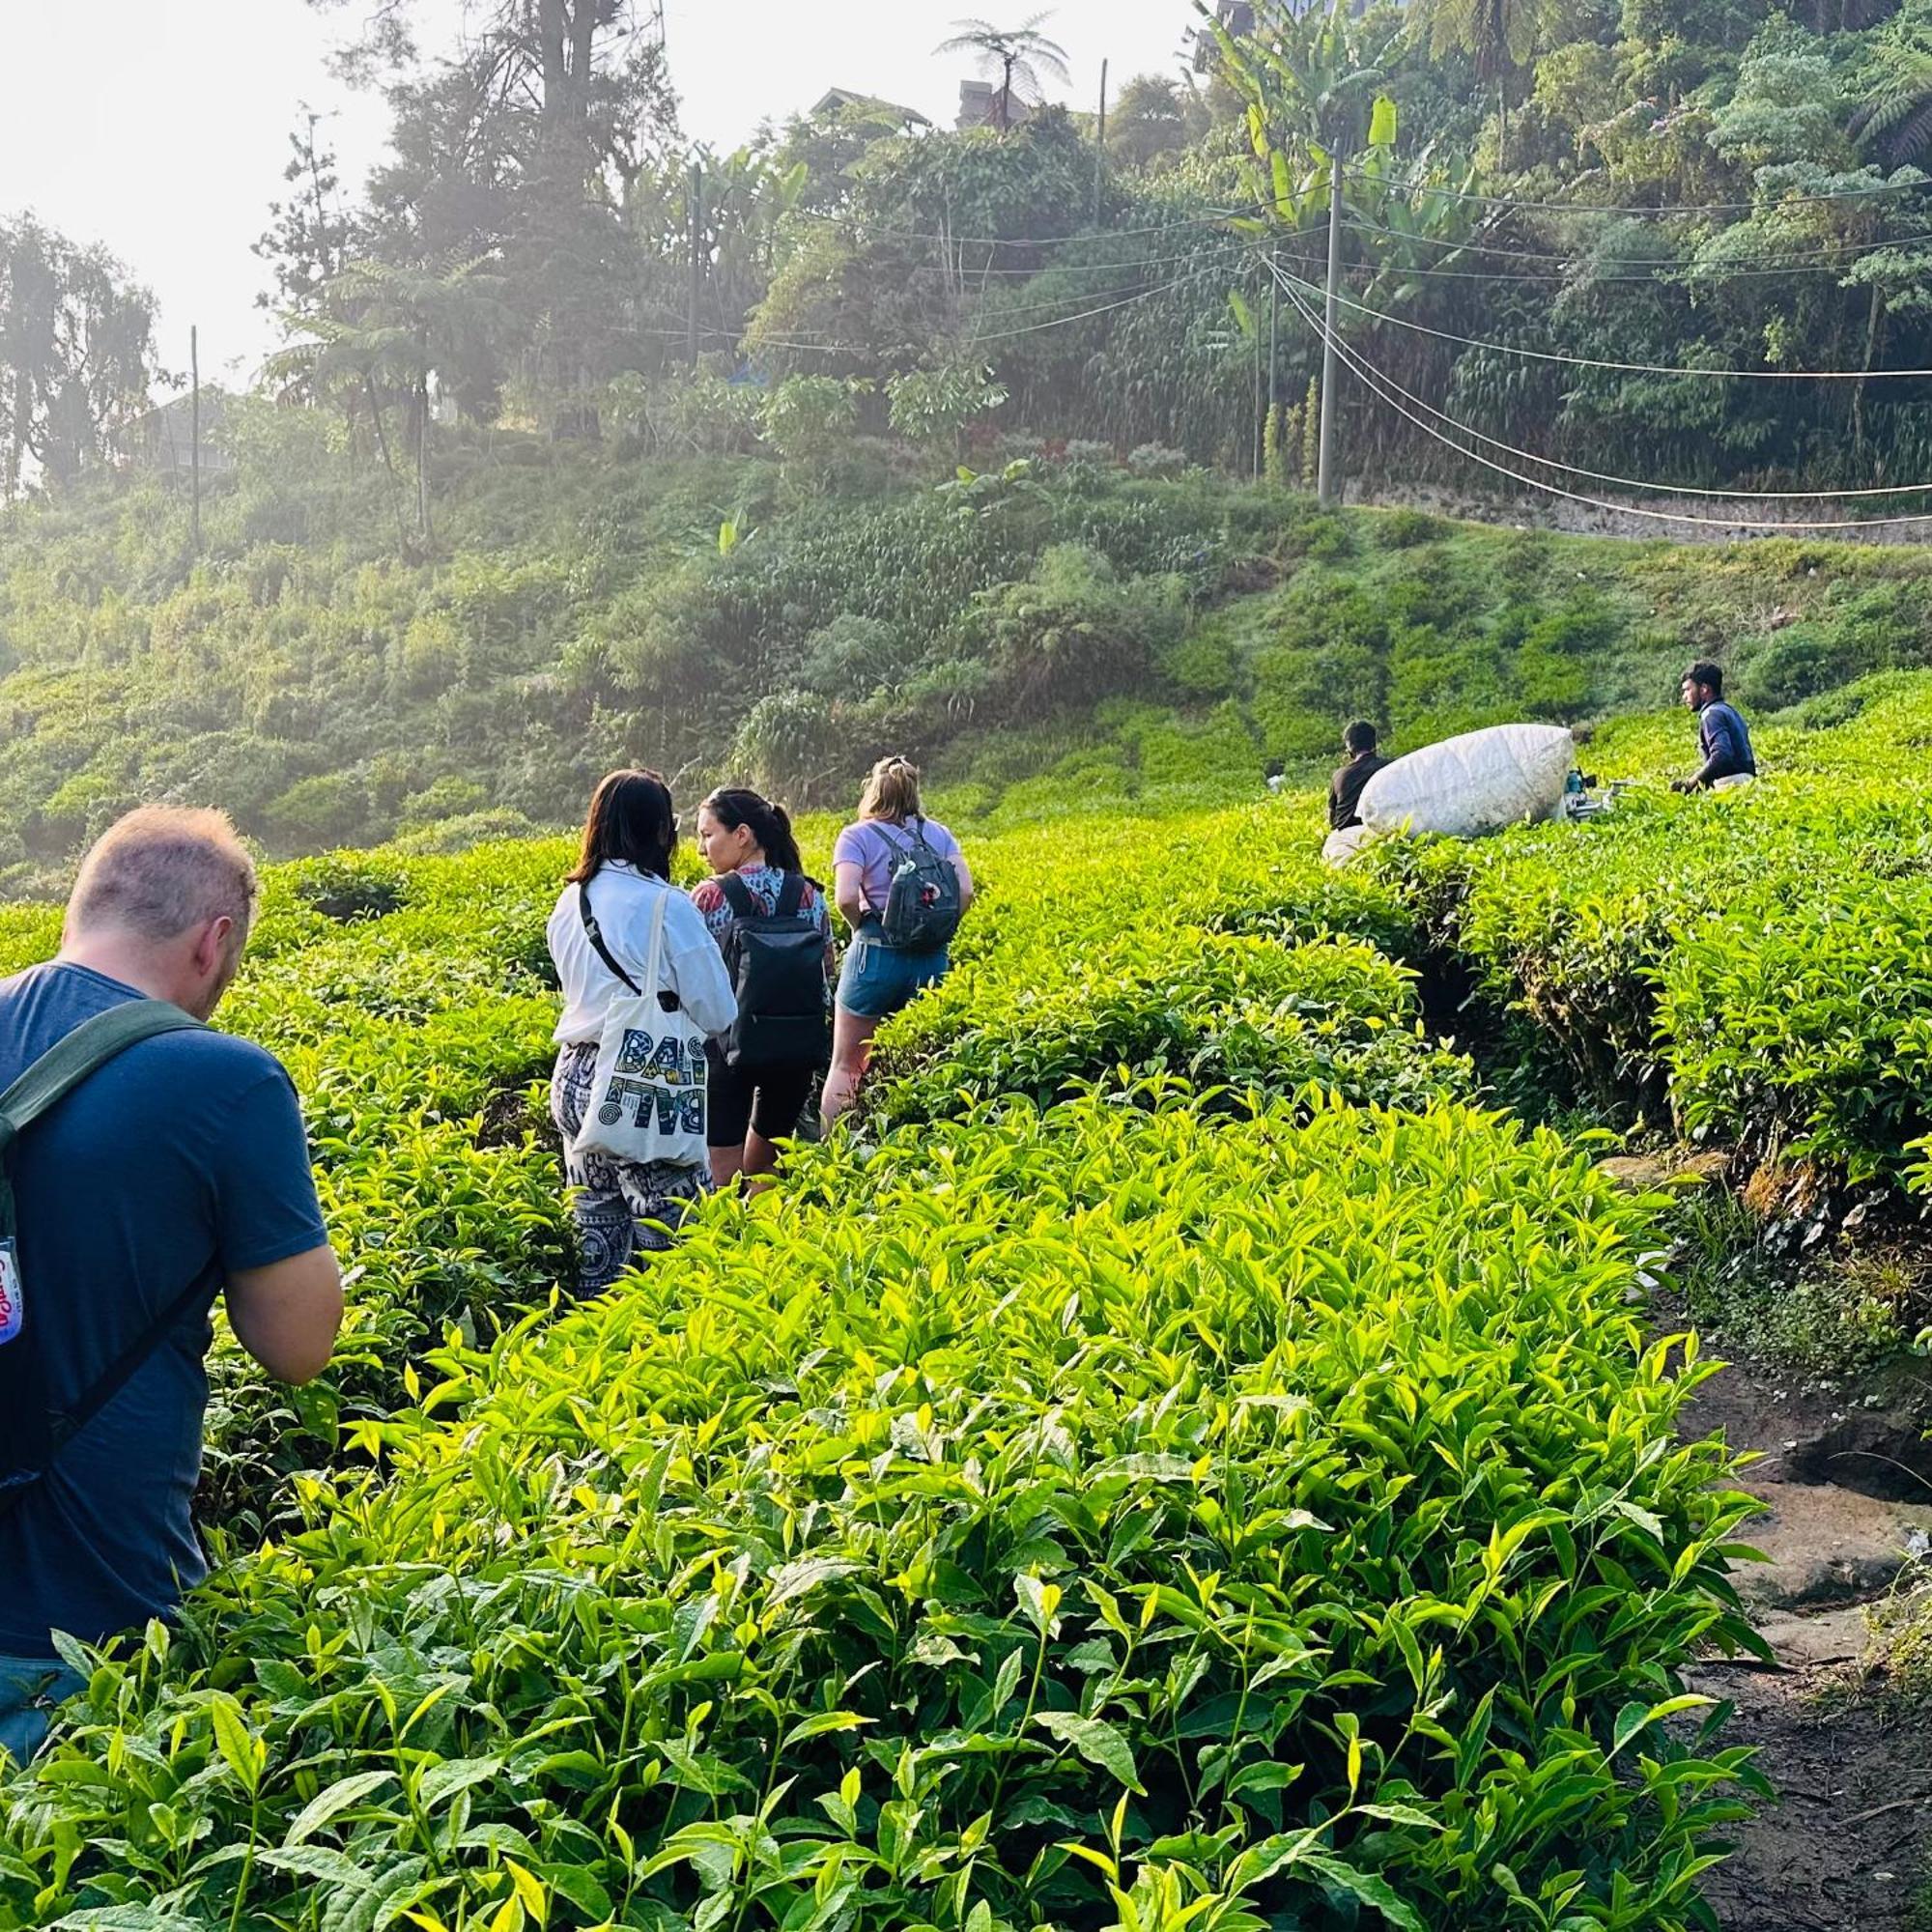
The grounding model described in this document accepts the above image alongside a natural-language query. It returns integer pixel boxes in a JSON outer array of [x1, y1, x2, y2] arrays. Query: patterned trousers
[[551, 1043, 710, 1293]]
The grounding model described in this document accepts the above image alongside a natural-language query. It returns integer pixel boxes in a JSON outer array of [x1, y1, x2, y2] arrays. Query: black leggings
[[706, 1051, 819, 1149]]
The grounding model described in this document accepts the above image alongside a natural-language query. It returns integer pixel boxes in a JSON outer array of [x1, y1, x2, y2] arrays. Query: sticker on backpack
[[0, 1239, 21, 1347]]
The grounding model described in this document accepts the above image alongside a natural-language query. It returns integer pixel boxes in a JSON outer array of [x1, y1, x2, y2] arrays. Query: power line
[[663, 253, 1260, 360], [1280, 279, 1932, 531], [1338, 164, 1932, 221], [1277, 266, 1932, 382], [1340, 213, 1932, 274], [1266, 263, 1932, 499]]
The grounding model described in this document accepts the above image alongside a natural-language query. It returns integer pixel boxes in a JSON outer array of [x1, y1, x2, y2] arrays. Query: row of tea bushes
[[867, 930, 1471, 1129], [1, 1096, 1759, 1932], [1382, 675, 1932, 1198]]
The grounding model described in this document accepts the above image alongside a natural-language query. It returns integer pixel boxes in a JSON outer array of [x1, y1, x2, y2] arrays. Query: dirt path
[[1678, 1340, 1932, 1930]]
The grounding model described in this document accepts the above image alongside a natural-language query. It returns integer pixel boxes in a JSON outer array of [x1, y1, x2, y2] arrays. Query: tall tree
[[301, 0, 676, 426], [1408, 0, 1576, 161], [0, 217, 160, 497], [935, 14, 1073, 131], [267, 256, 511, 549], [1106, 75, 1210, 170], [256, 110, 362, 318]]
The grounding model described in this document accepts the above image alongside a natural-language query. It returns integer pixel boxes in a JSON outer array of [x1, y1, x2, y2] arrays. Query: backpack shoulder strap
[[717, 871, 759, 920], [0, 1001, 202, 1152], [579, 881, 642, 996], [775, 871, 807, 920]]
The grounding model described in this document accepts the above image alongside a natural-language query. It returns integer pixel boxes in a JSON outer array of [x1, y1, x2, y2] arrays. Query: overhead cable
[[1338, 166, 1932, 221], [1265, 263, 1932, 498], [1278, 280, 1932, 530], [1276, 266, 1932, 381]]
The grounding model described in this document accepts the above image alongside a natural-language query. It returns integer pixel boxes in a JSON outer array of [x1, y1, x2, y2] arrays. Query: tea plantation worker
[[691, 788, 835, 1190], [547, 770, 736, 1290], [0, 808, 342, 1767], [820, 755, 973, 1131], [1672, 661, 1757, 793], [1329, 721, 1392, 831], [1321, 720, 1392, 867]]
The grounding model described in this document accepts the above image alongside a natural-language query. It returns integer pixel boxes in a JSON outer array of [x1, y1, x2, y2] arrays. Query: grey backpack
[[877, 818, 963, 953]]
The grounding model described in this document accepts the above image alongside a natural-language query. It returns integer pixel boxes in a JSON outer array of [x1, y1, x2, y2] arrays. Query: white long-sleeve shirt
[[547, 862, 738, 1045]]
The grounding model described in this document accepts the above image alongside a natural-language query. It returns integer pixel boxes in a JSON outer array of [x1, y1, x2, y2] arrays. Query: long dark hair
[[569, 769, 677, 883], [702, 786, 805, 872]]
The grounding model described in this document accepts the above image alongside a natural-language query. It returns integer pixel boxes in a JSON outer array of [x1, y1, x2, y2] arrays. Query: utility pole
[[189, 325, 202, 555], [1317, 146, 1345, 507], [1094, 59, 1108, 228], [687, 161, 704, 369], [1266, 248, 1279, 478], [1252, 276, 1263, 482]]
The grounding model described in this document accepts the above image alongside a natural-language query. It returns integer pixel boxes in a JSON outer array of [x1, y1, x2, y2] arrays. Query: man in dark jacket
[[1329, 721, 1391, 830], [1672, 662, 1757, 793]]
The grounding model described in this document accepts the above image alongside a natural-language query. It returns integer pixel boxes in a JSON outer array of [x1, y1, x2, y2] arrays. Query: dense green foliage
[[237, 0, 1932, 503], [17, 450, 1932, 888], [0, 795, 1772, 1932], [22, 662, 1932, 1923]]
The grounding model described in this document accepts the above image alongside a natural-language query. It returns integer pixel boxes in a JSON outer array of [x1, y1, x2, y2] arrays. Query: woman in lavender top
[[821, 755, 974, 1129]]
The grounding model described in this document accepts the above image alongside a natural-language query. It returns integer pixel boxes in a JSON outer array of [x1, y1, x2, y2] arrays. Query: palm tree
[[1851, 36, 1932, 167], [1408, 0, 1576, 164], [267, 257, 509, 552], [936, 14, 1073, 132]]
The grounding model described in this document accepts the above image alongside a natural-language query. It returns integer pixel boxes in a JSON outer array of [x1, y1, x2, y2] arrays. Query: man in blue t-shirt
[[0, 808, 341, 1768], [1672, 661, 1758, 793]]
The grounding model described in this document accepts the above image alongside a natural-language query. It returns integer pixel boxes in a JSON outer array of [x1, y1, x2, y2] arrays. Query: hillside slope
[[10, 436, 1932, 886]]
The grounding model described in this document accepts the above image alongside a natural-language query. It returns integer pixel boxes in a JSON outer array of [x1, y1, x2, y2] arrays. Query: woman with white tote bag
[[546, 770, 737, 1292]]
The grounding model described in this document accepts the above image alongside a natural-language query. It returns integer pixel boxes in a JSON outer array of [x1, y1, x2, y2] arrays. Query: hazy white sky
[[0, 0, 1195, 391]]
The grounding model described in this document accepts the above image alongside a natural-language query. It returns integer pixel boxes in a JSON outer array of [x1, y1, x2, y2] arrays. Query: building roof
[[810, 88, 929, 127]]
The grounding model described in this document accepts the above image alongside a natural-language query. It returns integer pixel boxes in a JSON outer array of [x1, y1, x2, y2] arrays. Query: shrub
[[1735, 623, 1861, 711], [966, 546, 1185, 719], [391, 808, 543, 855], [262, 773, 372, 852], [281, 854, 410, 923], [795, 614, 918, 698], [730, 690, 842, 805], [1126, 441, 1188, 477], [867, 931, 1473, 1126], [3, 1096, 1757, 1932], [1375, 506, 1447, 549], [397, 775, 491, 831]]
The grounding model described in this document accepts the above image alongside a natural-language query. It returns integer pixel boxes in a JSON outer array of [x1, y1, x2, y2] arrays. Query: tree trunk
[[363, 372, 412, 555], [1854, 278, 1884, 462], [568, 0, 596, 135], [538, 0, 571, 137]]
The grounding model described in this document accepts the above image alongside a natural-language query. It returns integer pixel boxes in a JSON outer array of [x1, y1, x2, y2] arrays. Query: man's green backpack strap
[[0, 999, 208, 1519]]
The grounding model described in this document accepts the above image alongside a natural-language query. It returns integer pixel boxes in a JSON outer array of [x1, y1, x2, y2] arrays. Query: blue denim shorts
[[836, 923, 951, 1021]]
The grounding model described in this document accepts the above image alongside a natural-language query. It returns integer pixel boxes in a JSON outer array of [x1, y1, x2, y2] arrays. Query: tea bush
[[867, 931, 1471, 1128], [1380, 677, 1932, 1195], [49, 670, 1932, 1925], [1, 1098, 1758, 1932]]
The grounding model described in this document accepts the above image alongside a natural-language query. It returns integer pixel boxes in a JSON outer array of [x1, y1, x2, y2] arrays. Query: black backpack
[[878, 818, 963, 954], [0, 999, 213, 1520], [717, 872, 830, 1071]]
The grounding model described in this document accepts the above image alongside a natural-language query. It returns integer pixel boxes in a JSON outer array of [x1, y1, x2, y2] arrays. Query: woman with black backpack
[[691, 788, 835, 1187], [821, 755, 974, 1130]]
